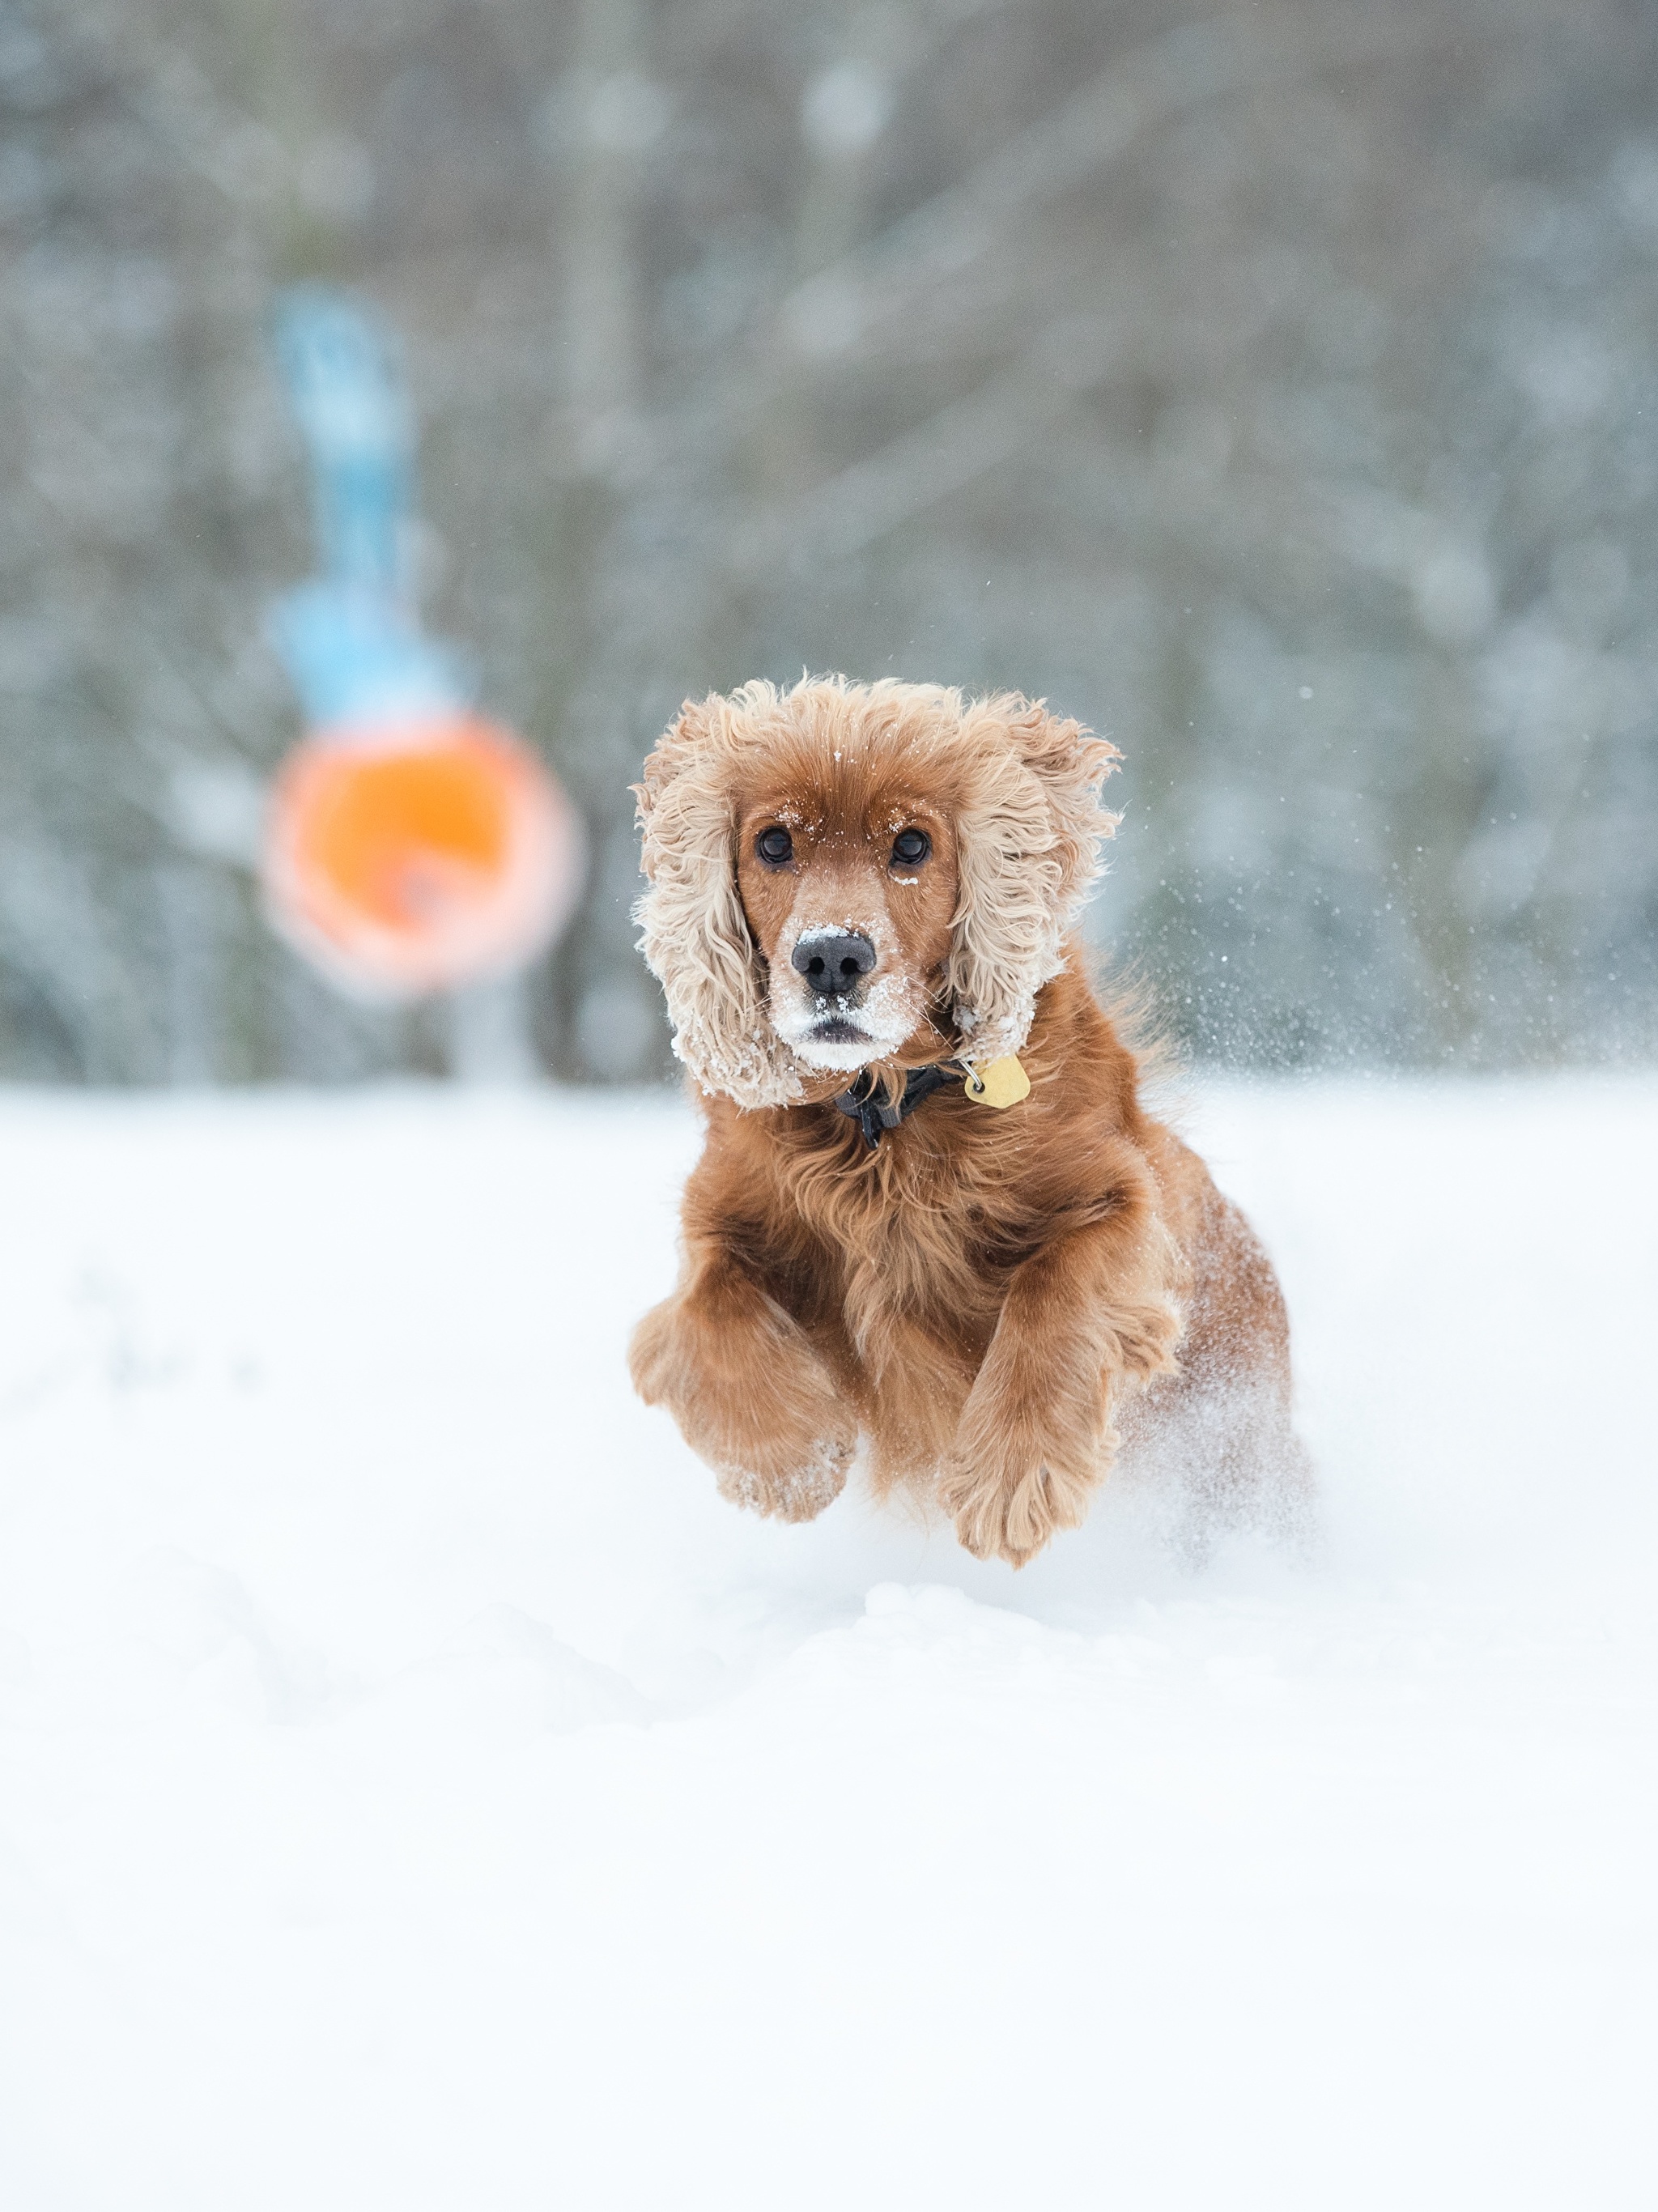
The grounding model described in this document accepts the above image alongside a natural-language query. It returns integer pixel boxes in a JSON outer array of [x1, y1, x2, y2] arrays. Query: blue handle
[[269, 287, 474, 730], [276, 286, 411, 600]]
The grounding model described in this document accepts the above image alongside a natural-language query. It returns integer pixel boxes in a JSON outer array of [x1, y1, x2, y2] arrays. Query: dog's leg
[[857, 1312, 978, 1503], [629, 1249, 856, 1523], [939, 1182, 1184, 1566]]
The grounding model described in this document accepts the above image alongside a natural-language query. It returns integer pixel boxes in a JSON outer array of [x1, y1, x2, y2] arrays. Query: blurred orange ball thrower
[[263, 291, 583, 1000]]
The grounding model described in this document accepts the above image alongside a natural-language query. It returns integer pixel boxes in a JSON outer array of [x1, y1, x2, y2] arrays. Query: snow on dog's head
[[632, 675, 1121, 1106]]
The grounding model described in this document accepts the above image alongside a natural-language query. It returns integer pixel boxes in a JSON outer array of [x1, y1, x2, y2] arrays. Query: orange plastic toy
[[265, 715, 584, 998]]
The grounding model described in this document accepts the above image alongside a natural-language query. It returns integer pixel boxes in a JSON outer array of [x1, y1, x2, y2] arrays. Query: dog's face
[[635, 678, 1120, 1106], [733, 770, 960, 1073]]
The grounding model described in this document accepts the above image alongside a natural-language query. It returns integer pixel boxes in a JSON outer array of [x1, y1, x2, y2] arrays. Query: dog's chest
[[780, 1148, 1033, 1351]]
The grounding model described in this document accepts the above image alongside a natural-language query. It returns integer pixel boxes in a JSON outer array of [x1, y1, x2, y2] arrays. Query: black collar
[[832, 1060, 965, 1150]]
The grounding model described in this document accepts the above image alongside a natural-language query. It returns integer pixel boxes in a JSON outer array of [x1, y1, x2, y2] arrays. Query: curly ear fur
[[633, 692, 807, 1108], [633, 678, 1120, 1102], [945, 695, 1121, 1064]]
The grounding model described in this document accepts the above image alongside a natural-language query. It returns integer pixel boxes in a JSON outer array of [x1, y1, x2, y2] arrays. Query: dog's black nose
[[791, 929, 877, 991]]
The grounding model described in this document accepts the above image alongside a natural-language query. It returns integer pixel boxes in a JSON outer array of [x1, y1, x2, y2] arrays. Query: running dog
[[628, 676, 1307, 1566]]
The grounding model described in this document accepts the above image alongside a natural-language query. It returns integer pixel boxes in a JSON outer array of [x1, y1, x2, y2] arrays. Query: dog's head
[[633, 677, 1120, 1107]]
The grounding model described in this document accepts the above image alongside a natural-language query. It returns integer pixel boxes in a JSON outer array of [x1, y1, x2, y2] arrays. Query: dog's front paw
[[939, 1449, 1095, 1568], [631, 1289, 858, 1522], [940, 1392, 1115, 1567], [716, 1431, 853, 1524]]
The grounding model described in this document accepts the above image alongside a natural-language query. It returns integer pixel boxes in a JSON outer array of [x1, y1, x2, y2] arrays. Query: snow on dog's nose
[[789, 928, 876, 993]]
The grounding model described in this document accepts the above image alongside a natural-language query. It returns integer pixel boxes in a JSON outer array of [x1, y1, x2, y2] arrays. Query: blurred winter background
[[6, 13, 1658, 2206], [4, 0, 1657, 1086]]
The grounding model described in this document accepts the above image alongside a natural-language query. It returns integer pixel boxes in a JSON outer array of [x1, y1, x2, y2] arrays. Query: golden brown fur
[[629, 676, 1308, 1566]]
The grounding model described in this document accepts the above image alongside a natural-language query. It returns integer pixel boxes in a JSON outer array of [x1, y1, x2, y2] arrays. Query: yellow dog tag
[[963, 1054, 1031, 1110]]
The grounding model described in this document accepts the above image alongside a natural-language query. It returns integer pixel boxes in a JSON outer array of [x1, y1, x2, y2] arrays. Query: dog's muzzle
[[791, 928, 878, 1041]]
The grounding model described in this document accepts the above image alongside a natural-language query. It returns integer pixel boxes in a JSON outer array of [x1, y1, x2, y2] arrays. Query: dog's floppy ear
[[632, 694, 804, 1108], [943, 696, 1121, 1064]]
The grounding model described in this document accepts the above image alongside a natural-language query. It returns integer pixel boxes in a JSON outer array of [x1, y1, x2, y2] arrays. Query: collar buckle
[[832, 1061, 962, 1150]]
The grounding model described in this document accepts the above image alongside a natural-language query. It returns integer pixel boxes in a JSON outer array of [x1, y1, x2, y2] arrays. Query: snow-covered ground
[[1, 1076, 1654, 2211]]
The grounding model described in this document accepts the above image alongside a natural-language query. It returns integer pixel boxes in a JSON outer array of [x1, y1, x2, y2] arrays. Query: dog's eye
[[755, 825, 793, 866], [891, 827, 931, 869]]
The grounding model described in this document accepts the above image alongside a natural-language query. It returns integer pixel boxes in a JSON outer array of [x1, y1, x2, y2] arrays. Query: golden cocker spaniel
[[629, 676, 1308, 1566]]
